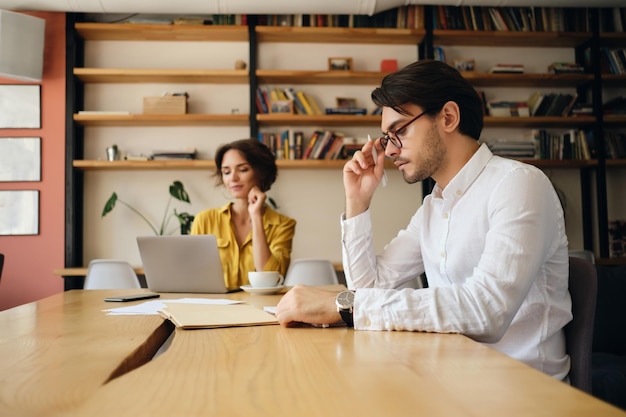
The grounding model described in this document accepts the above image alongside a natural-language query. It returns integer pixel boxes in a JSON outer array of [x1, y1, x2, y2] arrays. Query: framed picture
[[0, 137, 41, 181], [453, 59, 476, 72], [0, 85, 41, 128], [0, 190, 39, 235], [328, 57, 353, 71], [336, 97, 357, 108], [269, 99, 294, 114]]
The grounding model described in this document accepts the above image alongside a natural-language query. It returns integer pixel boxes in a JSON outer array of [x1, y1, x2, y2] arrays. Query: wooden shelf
[[73, 158, 593, 171], [483, 116, 596, 128], [256, 69, 388, 85], [257, 114, 381, 126], [256, 26, 425, 44], [73, 113, 249, 127], [603, 115, 626, 126], [75, 23, 249, 41], [596, 257, 626, 266], [462, 72, 593, 87], [521, 159, 597, 169], [73, 159, 361, 170], [600, 32, 626, 48], [73, 68, 248, 83], [432, 30, 591, 47], [606, 159, 626, 167]]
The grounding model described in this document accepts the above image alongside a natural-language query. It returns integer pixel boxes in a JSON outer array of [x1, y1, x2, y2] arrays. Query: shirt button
[[443, 213, 449, 219], [456, 190, 462, 196]]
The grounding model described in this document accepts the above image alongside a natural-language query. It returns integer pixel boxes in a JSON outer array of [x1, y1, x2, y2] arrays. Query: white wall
[[81, 36, 587, 266]]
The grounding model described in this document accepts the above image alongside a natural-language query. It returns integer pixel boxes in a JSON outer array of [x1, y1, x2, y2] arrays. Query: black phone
[[104, 293, 160, 302]]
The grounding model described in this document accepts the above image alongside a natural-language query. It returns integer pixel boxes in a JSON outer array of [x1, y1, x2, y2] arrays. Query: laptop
[[137, 235, 235, 293]]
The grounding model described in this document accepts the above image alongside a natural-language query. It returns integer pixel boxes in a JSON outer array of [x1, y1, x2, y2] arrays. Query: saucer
[[240, 285, 285, 295]]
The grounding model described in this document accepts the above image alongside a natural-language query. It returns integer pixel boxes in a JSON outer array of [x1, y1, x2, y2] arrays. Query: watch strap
[[339, 307, 354, 328]]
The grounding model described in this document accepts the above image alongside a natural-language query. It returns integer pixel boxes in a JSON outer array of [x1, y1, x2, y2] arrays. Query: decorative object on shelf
[[380, 59, 398, 72], [336, 97, 357, 108], [453, 58, 476, 72], [101, 180, 194, 235], [143, 92, 188, 115], [234, 59, 247, 70], [269, 99, 293, 114], [328, 57, 352, 71], [106, 144, 119, 161]]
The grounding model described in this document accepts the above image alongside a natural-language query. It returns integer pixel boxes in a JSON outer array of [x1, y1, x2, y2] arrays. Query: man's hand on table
[[274, 285, 342, 327]]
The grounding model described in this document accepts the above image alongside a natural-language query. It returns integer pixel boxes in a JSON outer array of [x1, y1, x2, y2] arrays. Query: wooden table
[[1, 289, 624, 417]]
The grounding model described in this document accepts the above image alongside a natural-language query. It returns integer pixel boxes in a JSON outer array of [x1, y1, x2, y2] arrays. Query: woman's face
[[220, 149, 258, 199]]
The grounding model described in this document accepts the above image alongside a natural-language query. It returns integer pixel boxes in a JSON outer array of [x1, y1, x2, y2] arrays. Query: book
[[487, 101, 530, 117], [325, 107, 367, 115], [77, 110, 131, 115], [296, 91, 314, 115], [304, 93, 323, 115], [489, 63, 525, 73], [158, 302, 278, 329]]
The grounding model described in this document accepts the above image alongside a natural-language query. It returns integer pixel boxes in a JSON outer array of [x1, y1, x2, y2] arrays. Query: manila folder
[[158, 302, 278, 329]]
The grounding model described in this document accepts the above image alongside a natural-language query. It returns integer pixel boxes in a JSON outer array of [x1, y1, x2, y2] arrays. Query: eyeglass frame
[[379, 109, 430, 150]]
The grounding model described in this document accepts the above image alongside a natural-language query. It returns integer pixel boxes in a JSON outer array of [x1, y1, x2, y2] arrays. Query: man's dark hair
[[214, 138, 278, 192], [371, 59, 484, 140]]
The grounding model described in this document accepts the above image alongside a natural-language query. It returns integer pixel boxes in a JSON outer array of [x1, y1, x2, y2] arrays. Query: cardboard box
[[143, 96, 187, 115]]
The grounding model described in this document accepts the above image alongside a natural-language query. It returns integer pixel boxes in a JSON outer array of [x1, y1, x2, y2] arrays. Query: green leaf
[[169, 180, 190, 203], [101, 193, 118, 217]]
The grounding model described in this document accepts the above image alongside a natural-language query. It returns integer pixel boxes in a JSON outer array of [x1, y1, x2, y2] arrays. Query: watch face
[[336, 290, 355, 309]]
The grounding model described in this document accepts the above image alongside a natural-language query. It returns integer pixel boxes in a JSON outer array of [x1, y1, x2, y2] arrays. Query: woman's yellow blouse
[[190, 203, 296, 289]]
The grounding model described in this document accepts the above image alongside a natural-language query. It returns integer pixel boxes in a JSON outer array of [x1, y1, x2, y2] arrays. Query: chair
[[84, 259, 141, 290], [592, 264, 626, 410], [284, 258, 339, 286], [569, 249, 595, 264], [565, 256, 597, 394]]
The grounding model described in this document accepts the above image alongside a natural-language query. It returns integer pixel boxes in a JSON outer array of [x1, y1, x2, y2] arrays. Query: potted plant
[[102, 180, 194, 235]]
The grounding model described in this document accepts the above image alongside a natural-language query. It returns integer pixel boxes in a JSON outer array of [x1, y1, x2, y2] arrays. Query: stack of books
[[488, 139, 536, 158], [487, 100, 530, 117], [489, 64, 524, 73], [548, 62, 585, 74], [324, 107, 367, 115], [151, 148, 196, 160]]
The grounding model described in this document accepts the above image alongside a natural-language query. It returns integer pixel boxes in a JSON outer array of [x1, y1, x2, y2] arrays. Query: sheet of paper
[[104, 298, 243, 315]]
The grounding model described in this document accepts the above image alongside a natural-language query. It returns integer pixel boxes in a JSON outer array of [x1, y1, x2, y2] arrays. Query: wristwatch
[[335, 290, 355, 328]]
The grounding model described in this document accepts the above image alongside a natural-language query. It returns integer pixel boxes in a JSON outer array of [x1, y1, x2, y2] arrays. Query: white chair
[[284, 258, 339, 286], [84, 259, 141, 289]]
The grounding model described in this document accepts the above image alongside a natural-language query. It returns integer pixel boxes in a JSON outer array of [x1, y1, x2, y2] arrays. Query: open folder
[[158, 302, 279, 329]]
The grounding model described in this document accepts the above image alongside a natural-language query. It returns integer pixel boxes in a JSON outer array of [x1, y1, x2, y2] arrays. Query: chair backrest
[[565, 256, 598, 394], [84, 259, 141, 290], [569, 249, 595, 264], [284, 258, 338, 286]]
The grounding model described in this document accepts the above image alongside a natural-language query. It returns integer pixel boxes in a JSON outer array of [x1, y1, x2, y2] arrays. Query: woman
[[191, 138, 296, 290]]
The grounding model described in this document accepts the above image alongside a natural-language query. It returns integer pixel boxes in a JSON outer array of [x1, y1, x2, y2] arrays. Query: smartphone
[[104, 293, 160, 302]]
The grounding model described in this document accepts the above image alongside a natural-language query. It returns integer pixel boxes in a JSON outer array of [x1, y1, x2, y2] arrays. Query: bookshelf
[[65, 7, 626, 269], [597, 28, 626, 264], [423, 5, 604, 260]]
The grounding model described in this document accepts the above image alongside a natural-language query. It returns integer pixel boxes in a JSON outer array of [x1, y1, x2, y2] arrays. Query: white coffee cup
[[248, 271, 284, 288]]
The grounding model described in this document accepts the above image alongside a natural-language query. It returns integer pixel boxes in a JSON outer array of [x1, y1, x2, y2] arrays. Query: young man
[[275, 60, 572, 380]]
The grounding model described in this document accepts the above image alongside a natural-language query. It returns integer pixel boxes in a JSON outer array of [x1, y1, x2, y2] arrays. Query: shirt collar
[[433, 142, 492, 199], [218, 202, 283, 226]]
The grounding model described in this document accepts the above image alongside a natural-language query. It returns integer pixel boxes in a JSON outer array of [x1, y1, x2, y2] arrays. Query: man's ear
[[440, 101, 460, 133]]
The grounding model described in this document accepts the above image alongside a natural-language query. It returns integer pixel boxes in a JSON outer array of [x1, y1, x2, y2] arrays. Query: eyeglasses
[[379, 110, 429, 150]]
